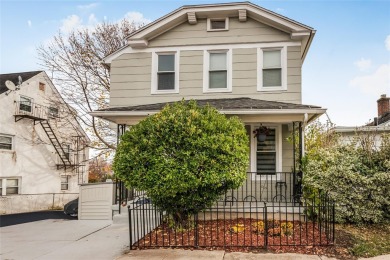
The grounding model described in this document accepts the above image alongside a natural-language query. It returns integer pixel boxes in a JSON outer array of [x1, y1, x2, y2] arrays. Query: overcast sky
[[1, 0, 389, 126]]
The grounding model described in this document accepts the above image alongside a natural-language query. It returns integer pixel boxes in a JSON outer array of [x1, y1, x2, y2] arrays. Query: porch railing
[[222, 172, 302, 204]]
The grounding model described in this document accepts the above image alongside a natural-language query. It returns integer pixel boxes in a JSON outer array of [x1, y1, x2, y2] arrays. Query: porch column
[[116, 124, 127, 214]]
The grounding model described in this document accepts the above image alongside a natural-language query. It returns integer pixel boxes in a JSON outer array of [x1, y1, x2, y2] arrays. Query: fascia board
[[90, 108, 327, 117], [127, 4, 313, 42]]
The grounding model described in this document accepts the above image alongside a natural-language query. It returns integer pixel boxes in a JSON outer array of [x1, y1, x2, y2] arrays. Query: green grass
[[337, 223, 390, 258]]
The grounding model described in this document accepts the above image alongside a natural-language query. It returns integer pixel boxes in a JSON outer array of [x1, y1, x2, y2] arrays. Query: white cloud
[[27, 20, 32, 28], [123, 12, 151, 26], [77, 3, 98, 10], [60, 15, 82, 33], [354, 58, 372, 71], [385, 35, 390, 51], [59, 13, 99, 33], [103, 16, 107, 21], [276, 8, 285, 13], [350, 64, 390, 95], [88, 14, 98, 25]]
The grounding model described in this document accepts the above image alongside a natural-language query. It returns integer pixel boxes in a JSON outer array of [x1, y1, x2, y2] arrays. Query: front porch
[[90, 97, 325, 210]]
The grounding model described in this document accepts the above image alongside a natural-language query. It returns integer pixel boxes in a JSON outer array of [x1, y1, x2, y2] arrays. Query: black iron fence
[[128, 189, 335, 250]]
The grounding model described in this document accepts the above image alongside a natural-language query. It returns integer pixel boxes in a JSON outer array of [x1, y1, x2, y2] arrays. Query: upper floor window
[[257, 47, 287, 91], [0, 134, 13, 150], [203, 50, 232, 92], [39, 82, 45, 92], [62, 143, 71, 160], [152, 52, 179, 94], [20, 96, 32, 113], [48, 106, 59, 118], [207, 18, 229, 31]]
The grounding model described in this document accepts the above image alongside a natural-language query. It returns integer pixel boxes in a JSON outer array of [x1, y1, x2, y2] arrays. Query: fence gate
[[78, 182, 113, 220]]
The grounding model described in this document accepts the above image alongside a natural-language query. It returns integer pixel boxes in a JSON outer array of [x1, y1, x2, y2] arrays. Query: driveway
[[0, 218, 128, 260]]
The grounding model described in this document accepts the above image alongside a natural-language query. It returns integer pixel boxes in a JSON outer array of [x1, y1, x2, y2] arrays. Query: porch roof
[[90, 97, 326, 125]]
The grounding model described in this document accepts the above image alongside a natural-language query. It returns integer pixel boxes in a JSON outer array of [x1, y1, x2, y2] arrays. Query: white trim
[[126, 3, 312, 41], [257, 47, 287, 92], [90, 108, 326, 117], [250, 124, 282, 181], [207, 17, 229, 31], [203, 49, 232, 93], [103, 41, 300, 64], [151, 51, 180, 94]]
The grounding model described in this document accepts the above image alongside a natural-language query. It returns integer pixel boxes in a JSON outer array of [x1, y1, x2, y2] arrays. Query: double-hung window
[[61, 176, 69, 190], [63, 143, 71, 160], [0, 134, 13, 150], [258, 47, 286, 91], [20, 96, 32, 113], [204, 50, 231, 92], [152, 52, 179, 94], [48, 107, 59, 118], [0, 178, 20, 195]]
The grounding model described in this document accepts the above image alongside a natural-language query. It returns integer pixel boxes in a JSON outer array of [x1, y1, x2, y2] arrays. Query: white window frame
[[19, 95, 33, 113], [151, 51, 180, 94], [203, 49, 232, 93], [250, 124, 282, 181], [0, 177, 21, 196], [61, 176, 69, 191], [257, 47, 287, 92], [0, 134, 14, 151], [207, 17, 229, 31], [48, 106, 59, 118]]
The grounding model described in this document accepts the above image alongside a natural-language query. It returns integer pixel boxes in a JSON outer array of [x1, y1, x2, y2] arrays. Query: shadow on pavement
[[0, 211, 76, 227]]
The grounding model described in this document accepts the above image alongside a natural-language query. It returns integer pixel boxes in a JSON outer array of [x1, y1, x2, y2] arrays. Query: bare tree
[[37, 20, 139, 155]]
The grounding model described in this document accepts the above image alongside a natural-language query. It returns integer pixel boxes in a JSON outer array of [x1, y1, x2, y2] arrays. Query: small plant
[[281, 221, 294, 236], [230, 224, 246, 233], [252, 220, 265, 233], [253, 125, 270, 142]]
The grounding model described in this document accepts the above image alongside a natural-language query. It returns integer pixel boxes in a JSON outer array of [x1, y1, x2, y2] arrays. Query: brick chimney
[[377, 94, 390, 117]]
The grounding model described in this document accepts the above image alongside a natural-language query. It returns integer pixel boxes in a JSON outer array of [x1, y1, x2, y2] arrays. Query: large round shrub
[[113, 100, 249, 224]]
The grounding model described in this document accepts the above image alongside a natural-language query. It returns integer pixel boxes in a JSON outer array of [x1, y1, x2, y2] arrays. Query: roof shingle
[[0, 71, 42, 95], [97, 97, 322, 112]]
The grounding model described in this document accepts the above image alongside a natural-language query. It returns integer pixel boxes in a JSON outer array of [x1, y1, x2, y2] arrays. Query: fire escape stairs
[[40, 120, 73, 170]]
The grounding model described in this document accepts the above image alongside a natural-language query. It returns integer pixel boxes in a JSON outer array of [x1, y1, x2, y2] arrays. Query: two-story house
[[0, 71, 89, 214], [91, 2, 326, 203]]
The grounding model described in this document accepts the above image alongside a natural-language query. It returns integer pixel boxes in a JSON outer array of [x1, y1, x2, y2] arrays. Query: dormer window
[[207, 18, 229, 31]]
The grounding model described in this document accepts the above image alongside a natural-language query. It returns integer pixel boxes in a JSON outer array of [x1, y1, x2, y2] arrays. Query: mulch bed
[[133, 218, 340, 256]]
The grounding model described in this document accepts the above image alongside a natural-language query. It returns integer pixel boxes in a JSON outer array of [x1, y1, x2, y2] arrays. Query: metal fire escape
[[14, 101, 87, 183]]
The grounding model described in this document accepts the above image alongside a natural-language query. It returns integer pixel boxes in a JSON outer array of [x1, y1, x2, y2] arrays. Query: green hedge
[[113, 100, 249, 225]]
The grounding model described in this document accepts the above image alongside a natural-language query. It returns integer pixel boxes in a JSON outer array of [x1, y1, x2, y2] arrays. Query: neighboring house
[[0, 71, 89, 214], [91, 2, 326, 202], [335, 94, 390, 148]]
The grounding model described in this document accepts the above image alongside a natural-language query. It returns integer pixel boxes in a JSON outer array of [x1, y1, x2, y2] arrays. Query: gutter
[[90, 108, 327, 117]]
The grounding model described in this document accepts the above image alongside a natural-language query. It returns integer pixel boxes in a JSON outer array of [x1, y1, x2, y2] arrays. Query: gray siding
[[110, 46, 302, 107], [149, 18, 290, 47]]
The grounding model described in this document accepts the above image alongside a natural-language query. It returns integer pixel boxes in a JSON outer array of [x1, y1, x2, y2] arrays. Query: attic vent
[[207, 18, 229, 31]]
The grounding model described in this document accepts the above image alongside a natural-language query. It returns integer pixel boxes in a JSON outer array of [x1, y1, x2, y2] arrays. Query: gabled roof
[[104, 1, 315, 64], [96, 97, 321, 112], [0, 71, 42, 95]]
